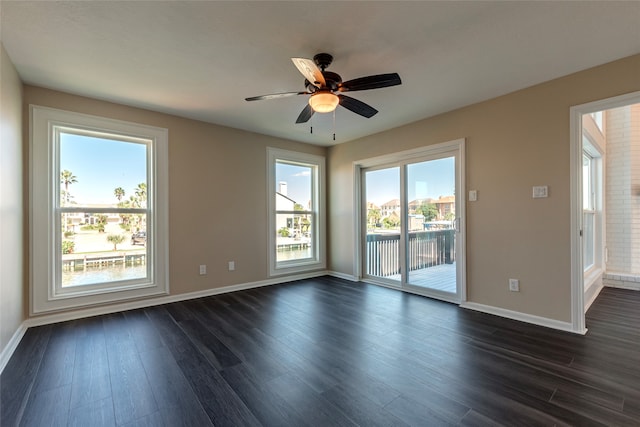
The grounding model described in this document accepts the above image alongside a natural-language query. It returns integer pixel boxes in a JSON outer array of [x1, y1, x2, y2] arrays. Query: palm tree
[[114, 187, 125, 202], [60, 170, 77, 206], [96, 214, 108, 233], [106, 234, 126, 251], [60, 169, 77, 191], [60, 170, 78, 233], [367, 208, 381, 227], [132, 183, 148, 229], [134, 183, 147, 203]]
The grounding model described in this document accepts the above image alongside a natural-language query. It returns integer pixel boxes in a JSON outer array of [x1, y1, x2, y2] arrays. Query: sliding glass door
[[360, 141, 464, 302], [364, 166, 401, 284], [406, 157, 457, 293]]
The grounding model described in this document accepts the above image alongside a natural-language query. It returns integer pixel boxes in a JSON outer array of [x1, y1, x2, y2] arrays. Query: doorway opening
[[571, 91, 640, 334]]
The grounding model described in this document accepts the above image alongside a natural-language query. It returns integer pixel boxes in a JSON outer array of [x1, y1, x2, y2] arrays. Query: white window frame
[[30, 105, 169, 314], [582, 151, 596, 272], [267, 147, 325, 276]]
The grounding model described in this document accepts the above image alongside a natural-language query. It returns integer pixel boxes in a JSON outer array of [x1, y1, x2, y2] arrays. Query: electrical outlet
[[199, 264, 207, 275], [509, 278, 520, 292], [228, 261, 235, 271]]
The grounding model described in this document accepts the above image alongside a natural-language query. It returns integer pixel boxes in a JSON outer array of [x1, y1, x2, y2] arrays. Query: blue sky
[[366, 157, 455, 206], [60, 134, 452, 208], [60, 133, 147, 205], [276, 162, 311, 205]]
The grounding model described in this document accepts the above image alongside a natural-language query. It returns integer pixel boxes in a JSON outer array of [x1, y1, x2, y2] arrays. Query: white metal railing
[[366, 229, 455, 277]]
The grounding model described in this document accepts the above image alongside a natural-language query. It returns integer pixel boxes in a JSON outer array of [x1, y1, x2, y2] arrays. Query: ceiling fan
[[245, 53, 402, 124]]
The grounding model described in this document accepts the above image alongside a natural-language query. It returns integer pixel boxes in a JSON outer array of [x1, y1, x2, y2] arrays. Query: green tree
[[367, 208, 381, 227], [114, 187, 125, 202], [134, 183, 147, 206], [278, 227, 290, 237], [60, 170, 78, 234], [382, 213, 400, 229], [60, 169, 78, 192], [60, 189, 75, 205], [106, 234, 125, 251], [96, 214, 108, 232], [61, 240, 75, 254], [60, 169, 78, 206], [300, 216, 311, 234], [118, 199, 133, 230], [130, 184, 147, 230], [417, 203, 438, 222]]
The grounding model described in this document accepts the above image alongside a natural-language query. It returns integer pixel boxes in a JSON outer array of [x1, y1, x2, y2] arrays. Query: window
[[30, 106, 169, 314], [582, 134, 602, 275], [583, 152, 596, 271], [267, 148, 325, 276]]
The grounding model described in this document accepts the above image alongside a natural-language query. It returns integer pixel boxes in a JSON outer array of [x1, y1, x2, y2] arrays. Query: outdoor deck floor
[[387, 262, 456, 293]]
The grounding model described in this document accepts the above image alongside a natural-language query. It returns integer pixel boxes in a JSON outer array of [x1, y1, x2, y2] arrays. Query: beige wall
[[1, 43, 25, 354], [328, 54, 640, 323], [23, 85, 326, 316], [10, 52, 640, 332]]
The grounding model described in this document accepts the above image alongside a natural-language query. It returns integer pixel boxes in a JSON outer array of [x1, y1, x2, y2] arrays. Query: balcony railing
[[366, 229, 455, 277]]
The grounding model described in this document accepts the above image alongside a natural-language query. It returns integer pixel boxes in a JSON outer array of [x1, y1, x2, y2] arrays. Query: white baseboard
[[605, 282, 640, 291], [327, 277, 578, 333], [327, 271, 359, 282], [460, 301, 583, 335], [584, 282, 604, 312], [0, 323, 28, 374], [603, 273, 640, 291], [1, 271, 328, 375], [24, 270, 329, 328]]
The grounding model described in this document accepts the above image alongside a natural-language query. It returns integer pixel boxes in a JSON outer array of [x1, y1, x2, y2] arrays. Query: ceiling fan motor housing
[[313, 53, 334, 70], [321, 71, 342, 90], [306, 71, 342, 92]]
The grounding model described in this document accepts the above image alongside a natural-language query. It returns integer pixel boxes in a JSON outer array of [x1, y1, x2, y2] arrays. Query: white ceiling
[[2, 1, 639, 146]]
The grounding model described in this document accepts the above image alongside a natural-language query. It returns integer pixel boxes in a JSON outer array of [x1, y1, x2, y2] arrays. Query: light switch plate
[[532, 185, 548, 198], [469, 190, 478, 201]]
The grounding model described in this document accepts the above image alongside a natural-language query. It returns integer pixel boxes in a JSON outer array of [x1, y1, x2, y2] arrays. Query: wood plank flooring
[[2, 277, 639, 426]]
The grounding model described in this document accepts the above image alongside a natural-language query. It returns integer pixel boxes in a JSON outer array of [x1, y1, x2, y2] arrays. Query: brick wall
[[605, 104, 640, 278]]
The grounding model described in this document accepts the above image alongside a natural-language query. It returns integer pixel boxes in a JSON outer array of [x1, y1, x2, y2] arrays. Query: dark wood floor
[[2, 277, 639, 426]]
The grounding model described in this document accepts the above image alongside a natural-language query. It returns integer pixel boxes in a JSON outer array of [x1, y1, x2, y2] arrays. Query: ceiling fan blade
[[295, 104, 314, 124], [338, 73, 402, 92], [291, 57, 326, 88], [338, 95, 378, 118], [245, 92, 308, 101]]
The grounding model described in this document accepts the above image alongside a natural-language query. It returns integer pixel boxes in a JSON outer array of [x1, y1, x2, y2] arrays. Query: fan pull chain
[[332, 110, 336, 141]]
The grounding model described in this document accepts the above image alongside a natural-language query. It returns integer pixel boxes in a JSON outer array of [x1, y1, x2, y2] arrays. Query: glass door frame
[[354, 138, 466, 304]]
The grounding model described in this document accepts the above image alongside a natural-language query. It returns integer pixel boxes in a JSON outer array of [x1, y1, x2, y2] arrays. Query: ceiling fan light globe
[[309, 92, 339, 113]]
